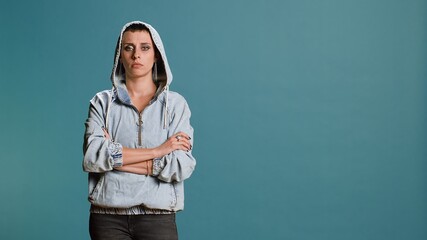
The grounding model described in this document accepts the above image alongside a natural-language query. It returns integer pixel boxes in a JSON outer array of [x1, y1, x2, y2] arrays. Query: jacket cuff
[[152, 157, 165, 176], [108, 142, 123, 167]]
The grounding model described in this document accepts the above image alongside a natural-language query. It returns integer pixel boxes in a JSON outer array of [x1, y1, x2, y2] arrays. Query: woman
[[83, 21, 196, 240]]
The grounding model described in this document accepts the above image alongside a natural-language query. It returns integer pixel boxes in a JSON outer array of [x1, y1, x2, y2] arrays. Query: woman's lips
[[131, 63, 143, 68]]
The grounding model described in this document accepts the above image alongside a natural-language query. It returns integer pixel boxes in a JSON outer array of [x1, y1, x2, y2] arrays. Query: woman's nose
[[132, 51, 140, 59]]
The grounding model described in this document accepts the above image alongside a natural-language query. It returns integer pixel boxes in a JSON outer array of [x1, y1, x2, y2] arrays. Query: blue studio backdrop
[[1, 0, 426, 239]]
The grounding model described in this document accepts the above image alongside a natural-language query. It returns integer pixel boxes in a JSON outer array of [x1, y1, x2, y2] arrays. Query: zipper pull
[[138, 113, 143, 146]]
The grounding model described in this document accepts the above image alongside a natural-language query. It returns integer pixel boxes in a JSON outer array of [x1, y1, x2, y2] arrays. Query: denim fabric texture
[[83, 21, 196, 211]]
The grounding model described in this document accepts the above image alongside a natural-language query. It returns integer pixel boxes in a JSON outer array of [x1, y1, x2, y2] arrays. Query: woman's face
[[120, 30, 156, 80]]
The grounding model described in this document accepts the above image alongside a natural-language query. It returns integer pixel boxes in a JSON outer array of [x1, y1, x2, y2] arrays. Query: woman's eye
[[123, 45, 134, 51], [141, 46, 150, 51]]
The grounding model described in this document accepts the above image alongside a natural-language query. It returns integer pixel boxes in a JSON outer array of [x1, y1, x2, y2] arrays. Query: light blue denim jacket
[[82, 21, 196, 212]]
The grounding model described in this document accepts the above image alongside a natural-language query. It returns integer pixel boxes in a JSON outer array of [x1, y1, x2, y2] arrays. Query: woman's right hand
[[154, 132, 192, 158]]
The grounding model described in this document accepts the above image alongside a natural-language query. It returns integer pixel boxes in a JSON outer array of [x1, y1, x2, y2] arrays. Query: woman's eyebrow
[[122, 42, 151, 45]]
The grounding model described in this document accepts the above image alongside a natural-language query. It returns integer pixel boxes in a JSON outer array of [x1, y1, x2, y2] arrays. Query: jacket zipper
[[138, 112, 143, 146]]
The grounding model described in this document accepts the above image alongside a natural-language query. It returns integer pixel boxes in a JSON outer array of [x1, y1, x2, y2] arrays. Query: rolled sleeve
[[152, 157, 165, 176], [108, 141, 123, 168]]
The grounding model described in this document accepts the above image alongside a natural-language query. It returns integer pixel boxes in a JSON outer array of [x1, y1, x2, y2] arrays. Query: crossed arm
[[103, 129, 192, 175]]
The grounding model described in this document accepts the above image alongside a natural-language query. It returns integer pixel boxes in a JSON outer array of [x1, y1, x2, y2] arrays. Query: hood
[[107, 21, 173, 129], [111, 20, 173, 92]]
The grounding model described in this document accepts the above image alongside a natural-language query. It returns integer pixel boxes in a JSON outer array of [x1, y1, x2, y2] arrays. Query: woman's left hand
[[153, 132, 192, 158]]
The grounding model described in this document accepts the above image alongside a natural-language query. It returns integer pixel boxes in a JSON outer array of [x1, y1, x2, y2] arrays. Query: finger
[[174, 134, 189, 142], [171, 140, 188, 151], [179, 141, 192, 151], [175, 132, 191, 140], [173, 134, 182, 141], [180, 138, 192, 147], [174, 138, 190, 146], [147, 161, 153, 175]]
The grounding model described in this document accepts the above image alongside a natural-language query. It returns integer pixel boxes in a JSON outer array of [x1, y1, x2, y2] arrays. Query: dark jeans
[[89, 213, 178, 240]]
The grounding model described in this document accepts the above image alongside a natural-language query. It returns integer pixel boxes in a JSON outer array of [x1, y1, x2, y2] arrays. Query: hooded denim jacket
[[82, 21, 196, 212]]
